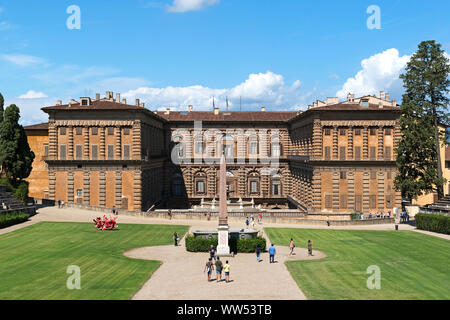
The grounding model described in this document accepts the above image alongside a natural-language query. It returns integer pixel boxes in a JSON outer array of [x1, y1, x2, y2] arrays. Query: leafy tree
[[0, 92, 4, 123], [395, 40, 450, 202], [0, 104, 35, 185]]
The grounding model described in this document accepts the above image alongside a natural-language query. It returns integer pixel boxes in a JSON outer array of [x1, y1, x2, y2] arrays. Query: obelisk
[[217, 154, 230, 255]]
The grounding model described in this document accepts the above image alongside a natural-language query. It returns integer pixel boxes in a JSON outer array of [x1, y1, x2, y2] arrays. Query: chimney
[[347, 93, 355, 102], [135, 98, 140, 106], [325, 97, 339, 105], [95, 93, 100, 100], [214, 107, 219, 115], [385, 93, 390, 101], [116, 93, 121, 103], [140, 102, 145, 107], [165, 107, 170, 115], [261, 106, 266, 112], [122, 98, 127, 104], [56, 100, 62, 106], [380, 91, 385, 101], [188, 105, 193, 112], [392, 99, 397, 106]]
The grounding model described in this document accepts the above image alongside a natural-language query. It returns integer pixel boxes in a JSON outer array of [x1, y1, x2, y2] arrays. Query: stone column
[[378, 171, 385, 211], [312, 171, 321, 212], [132, 121, 142, 160], [347, 126, 354, 160], [83, 170, 90, 205], [133, 169, 142, 211], [332, 126, 338, 159], [84, 127, 90, 160], [363, 126, 369, 160], [115, 126, 122, 160], [347, 170, 355, 210], [363, 171, 370, 212], [67, 170, 74, 203], [48, 121, 57, 159], [49, 169, 56, 200], [68, 126, 74, 160], [100, 127, 106, 160], [312, 119, 322, 160], [332, 171, 339, 211], [115, 170, 122, 208], [99, 171, 106, 207], [377, 126, 384, 160]]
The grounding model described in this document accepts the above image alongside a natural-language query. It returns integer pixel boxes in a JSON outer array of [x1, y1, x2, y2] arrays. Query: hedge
[[415, 213, 450, 235], [0, 178, 29, 205], [0, 212, 30, 229], [185, 235, 267, 253]]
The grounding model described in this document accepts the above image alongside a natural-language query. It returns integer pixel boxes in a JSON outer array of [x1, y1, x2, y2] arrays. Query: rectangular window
[[340, 195, 347, 209], [76, 189, 83, 197], [250, 181, 258, 193], [386, 195, 393, 208], [123, 145, 130, 160], [369, 195, 377, 209], [60, 127, 66, 135], [272, 180, 281, 196], [76, 127, 82, 135], [369, 146, 376, 160], [361, 100, 369, 107], [123, 127, 130, 135], [195, 141, 204, 154], [340, 171, 346, 180], [370, 128, 377, 136], [249, 141, 258, 155], [355, 146, 361, 160], [107, 127, 114, 135], [91, 127, 98, 135], [385, 128, 392, 135], [370, 171, 377, 180], [91, 145, 98, 160], [325, 194, 332, 209], [387, 170, 392, 180], [355, 128, 361, 136], [324, 146, 331, 160], [324, 128, 331, 136], [339, 146, 346, 160], [271, 143, 281, 157], [107, 145, 114, 160], [339, 128, 346, 136], [44, 144, 49, 156], [75, 145, 82, 160], [196, 180, 205, 193], [59, 145, 66, 160], [385, 146, 392, 160]]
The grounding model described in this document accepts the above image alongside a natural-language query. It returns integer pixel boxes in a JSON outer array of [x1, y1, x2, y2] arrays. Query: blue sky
[[0, 0, 449, 124]]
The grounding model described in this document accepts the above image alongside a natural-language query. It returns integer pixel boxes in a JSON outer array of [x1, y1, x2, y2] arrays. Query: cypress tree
[[0, 92, 4, 124], [0, 104, 35, 185], [395, 40, 450, 203]]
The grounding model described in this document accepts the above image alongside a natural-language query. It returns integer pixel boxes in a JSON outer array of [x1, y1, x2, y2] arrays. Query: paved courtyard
[[0, 206, 448, 300]]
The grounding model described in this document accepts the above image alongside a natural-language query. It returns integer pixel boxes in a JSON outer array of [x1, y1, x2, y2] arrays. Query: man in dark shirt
[[204, 258, 214, 282], [215, 257, 223, 282]]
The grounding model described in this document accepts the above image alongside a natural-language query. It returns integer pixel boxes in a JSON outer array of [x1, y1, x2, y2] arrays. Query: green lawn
[[265, 228, 450, 300], [0, 221, 189, 299]]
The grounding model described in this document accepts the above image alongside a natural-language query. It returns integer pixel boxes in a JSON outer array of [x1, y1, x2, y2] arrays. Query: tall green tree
[[0, 92, 4, 123], [395, 40, 450, 202], [0, 104, 35, 185]]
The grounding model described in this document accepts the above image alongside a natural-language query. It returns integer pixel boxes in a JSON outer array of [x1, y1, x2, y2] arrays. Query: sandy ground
[[0, 206, 448, 300]]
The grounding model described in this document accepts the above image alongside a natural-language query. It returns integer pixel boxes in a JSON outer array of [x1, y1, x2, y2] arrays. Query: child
[[289, 238, 295, 255], [224, 261, 230, 283]]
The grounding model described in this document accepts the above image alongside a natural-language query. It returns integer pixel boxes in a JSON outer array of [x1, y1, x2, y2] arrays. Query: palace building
[[25, 90, 413, 215]]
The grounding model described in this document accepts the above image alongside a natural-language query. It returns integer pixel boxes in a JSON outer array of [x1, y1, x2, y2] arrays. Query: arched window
[[222, 135, 234, 158], [248, 171, 260, 195]]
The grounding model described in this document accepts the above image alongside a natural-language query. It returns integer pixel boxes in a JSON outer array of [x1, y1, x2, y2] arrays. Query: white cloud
[[336, 48, 410, 101], [18, 90, 48, 99], [3, 96, 59, 126], [122, 71, 310, 110], [167, 0, 219, 13], [1, 54, 47, 67]]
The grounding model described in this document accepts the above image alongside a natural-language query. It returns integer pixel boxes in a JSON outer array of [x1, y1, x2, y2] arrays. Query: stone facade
[[24, 91, 408, 214]]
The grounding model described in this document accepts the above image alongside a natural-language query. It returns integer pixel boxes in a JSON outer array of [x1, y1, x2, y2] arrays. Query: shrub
[[415, 213, 450, 235], [185, 235, 266, 253], [0, 212, 30, 229], [13, 181, 29, 204]]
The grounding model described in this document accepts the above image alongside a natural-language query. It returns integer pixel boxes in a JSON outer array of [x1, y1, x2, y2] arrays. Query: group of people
[[365, 212, 392, 220], [400, 211, 410, 223], [56, 200, 65, 208], [93, 215, 119, 230], [205, 245, 231, 283], [245, 213, 263, 228], [1, 202, 9, 210]]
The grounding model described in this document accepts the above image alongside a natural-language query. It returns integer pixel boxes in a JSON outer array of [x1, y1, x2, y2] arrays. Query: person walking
[[224, 261, 231, 283], [326, 216, 330, 227], [215, 257, 223, 282], [256, 245, 261, 262], [268, 244, 276, 263], [204, 258, 214, 282], [173, 232, 179, 246], [168, 210, 172, 220], [245, 216, 249, 228], [57, 199, 61, 209], [209, 245, 216, 261], [308, 240, 313, 256], [258, 213, 262, 224], [289, 238, 295, 255]]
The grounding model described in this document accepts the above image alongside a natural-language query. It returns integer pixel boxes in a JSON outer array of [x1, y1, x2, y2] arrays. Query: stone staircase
[[0, 185, 36, 215]]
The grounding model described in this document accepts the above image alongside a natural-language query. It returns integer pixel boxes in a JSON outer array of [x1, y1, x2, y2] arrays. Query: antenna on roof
[[226, 96, 229, 112], [212, 96, 215, 110], [240, 96, 242, 111]]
